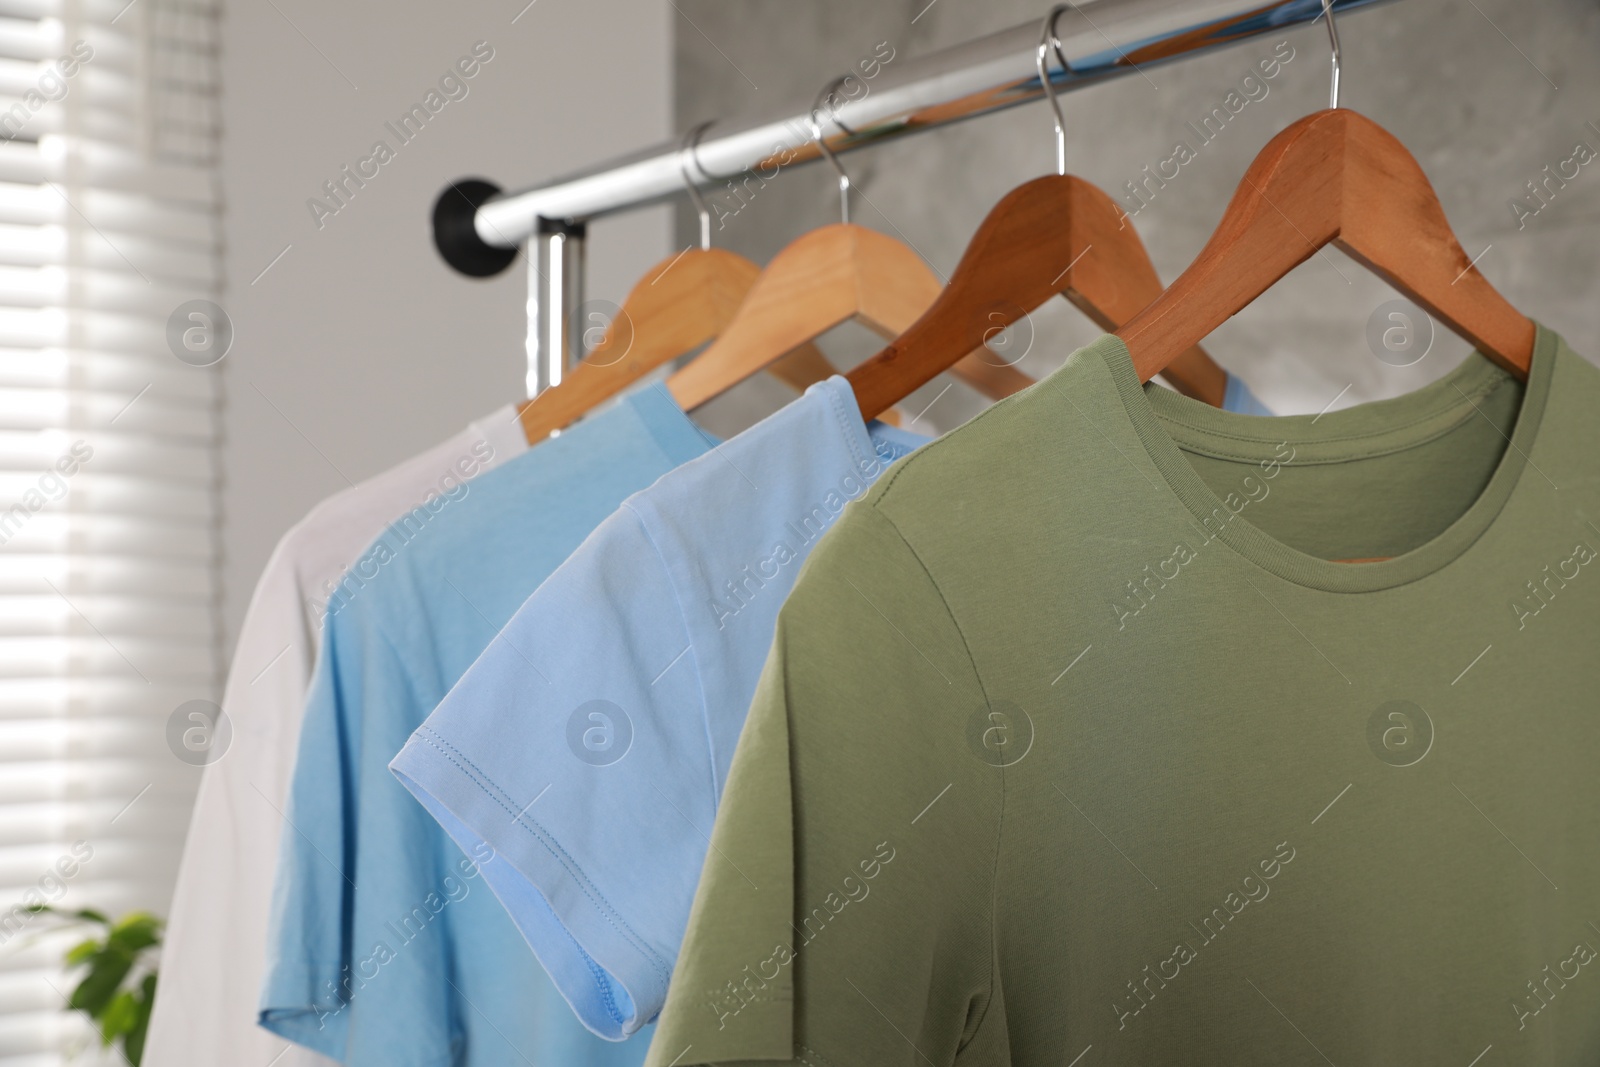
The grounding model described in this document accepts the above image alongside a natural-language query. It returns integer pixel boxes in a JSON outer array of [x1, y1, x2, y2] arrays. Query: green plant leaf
[[64, 937, 101, 966], [28, 905, 110, 925], [50, 906, 160, 1066], [108, 914, 161, 954], [68, 944, 135, 1017], [123, 973, 156, 1067], [99, 990, 137, 1045]]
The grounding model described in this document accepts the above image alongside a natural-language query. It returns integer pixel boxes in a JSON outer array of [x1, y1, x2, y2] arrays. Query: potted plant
[[22, 906, 162, 1066]]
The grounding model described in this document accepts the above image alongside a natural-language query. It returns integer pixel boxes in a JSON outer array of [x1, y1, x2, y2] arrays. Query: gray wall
[[219, 0, 672, 648], [674, 0, 1600, 438]]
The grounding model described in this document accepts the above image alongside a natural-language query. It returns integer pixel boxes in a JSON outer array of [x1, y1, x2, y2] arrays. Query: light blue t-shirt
[[259, 385, 709, 1065], [387, 371, 1271, 1041], [1223, 371, 1272, 416], [390, 378, 926, 1040]]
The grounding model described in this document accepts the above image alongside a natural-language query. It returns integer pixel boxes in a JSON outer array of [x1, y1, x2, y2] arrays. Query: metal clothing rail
[[431, 0, 1394, 398]]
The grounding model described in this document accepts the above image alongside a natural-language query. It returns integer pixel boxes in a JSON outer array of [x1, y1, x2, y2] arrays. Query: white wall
[[220, 0, 673, 648]]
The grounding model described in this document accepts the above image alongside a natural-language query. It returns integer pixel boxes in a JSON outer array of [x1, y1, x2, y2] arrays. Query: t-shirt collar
[[1094, 325, 1559, 593]]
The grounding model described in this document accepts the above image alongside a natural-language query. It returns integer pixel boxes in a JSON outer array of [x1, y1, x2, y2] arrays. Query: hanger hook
[[1321, 0, 1342, 109], [810, 76, 856, 225], [1036, 4, 1073, 177], [678, 121, 715, 251]]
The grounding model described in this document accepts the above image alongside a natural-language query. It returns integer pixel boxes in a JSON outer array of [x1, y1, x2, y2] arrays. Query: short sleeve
[[389, 503, 714, 1040], [645, 502, 1007, 1066], [259, 611, 368, 1056], [148, 549, 338, 1067], [260, 603, 467, 1061]]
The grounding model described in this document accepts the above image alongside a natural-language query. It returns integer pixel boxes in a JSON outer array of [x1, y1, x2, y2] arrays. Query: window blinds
[[0, 0, 220, 1062]]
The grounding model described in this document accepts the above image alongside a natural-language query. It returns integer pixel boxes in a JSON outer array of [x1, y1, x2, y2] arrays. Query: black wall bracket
[[432, 178, 519, 278]]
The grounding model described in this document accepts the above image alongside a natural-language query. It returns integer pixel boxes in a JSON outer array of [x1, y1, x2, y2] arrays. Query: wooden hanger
[[666, 223, 1034, 411], [1117, 0, 1532, 386], [845, 175, 1232, 419], [1116, 107, 1533, 385], [666, 90, 1034, 414], [1120, 107, 1533, 572], [516, 124, 863, 442], [515, 247, 855, 442], [845, 9, 1230, 421]]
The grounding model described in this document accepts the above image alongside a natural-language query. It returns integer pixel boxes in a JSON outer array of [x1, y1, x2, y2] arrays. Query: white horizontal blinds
[[0, 0, 220, 1061]]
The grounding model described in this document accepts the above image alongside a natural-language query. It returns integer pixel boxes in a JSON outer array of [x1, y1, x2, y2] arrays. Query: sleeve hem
[[389, 726, 672, 1040], [257, 958, 346, 1059]]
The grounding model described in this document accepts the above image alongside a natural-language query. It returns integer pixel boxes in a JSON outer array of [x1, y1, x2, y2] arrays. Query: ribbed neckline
[[1090, 325, 1558, 593]]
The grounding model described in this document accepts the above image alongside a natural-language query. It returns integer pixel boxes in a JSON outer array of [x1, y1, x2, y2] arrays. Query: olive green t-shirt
[[646, 327, 1600, 1066]]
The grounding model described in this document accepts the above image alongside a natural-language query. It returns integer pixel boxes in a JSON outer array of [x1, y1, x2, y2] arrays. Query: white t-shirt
[[143, 407, 528, 1067]]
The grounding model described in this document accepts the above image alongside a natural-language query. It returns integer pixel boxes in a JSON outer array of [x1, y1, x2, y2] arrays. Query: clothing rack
[[431, 0, 1393, 398]]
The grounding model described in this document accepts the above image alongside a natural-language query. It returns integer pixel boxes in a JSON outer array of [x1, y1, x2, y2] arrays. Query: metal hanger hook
[[810, 76, 857, 225], [678, 121, 715, 251], [1036, 4, 1074, 177], [1321, 0, 1342, 109]]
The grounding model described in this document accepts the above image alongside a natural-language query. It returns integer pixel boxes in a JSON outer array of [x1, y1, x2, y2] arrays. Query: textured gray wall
[[673, 0, 1600, 437]]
